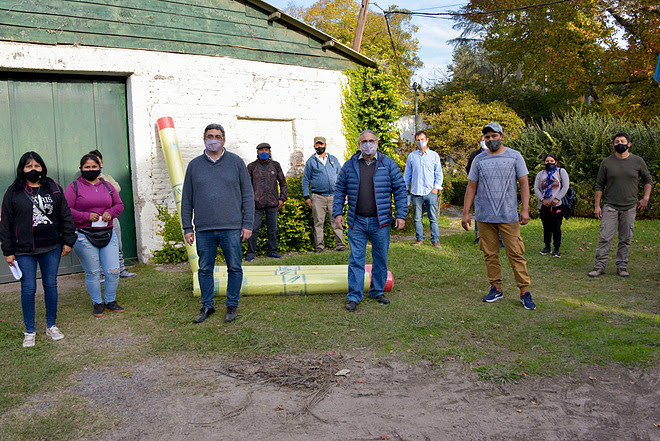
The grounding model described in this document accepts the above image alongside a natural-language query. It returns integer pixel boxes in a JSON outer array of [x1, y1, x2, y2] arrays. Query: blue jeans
[[73, 230, 120, 305], [347, 215, 390, 303], [16, 246, 62, 333], [196, 229, 243, 309], [411, 193, 439, 242]]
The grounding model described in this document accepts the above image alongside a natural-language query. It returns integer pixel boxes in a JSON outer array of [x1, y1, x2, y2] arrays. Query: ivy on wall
[[341, 66, 404, 167]]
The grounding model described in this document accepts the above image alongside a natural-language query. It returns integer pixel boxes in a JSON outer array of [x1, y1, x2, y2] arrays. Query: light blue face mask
[[258, 152, 270, 160]]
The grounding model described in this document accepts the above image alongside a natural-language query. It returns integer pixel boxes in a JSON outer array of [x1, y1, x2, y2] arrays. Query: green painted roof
[[0, 0, 376, 70]]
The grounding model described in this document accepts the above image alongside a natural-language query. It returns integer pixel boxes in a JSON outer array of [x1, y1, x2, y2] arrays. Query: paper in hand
[[9, 261, 22, 280]]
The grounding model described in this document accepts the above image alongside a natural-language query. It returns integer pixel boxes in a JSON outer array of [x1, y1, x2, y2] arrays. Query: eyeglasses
[[205, 135, 224, 141]]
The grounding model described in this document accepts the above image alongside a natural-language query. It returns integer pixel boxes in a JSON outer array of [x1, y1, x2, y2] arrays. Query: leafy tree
[[421, 43, 562, 122], [287, 0, 422, 96], [451, 0, 660, 122], [423, 91, 524, 173], [341, 67, 403, 166], [510, 109, 660, 217]]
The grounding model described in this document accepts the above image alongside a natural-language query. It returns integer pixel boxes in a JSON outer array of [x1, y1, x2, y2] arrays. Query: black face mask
[[485, 139, 502, 152], [545, 163, 556, 171], [315, 146, 326, 155], [81, 170, 101, 181], [25, 169, 42, 183], [614, 143, 628, 154]]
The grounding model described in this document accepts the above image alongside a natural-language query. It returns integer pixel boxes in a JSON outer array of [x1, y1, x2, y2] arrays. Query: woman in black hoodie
[[0, 152, 77, 348]]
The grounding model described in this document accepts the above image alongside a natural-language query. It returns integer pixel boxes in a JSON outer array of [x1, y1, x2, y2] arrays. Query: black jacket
[[0, 179, 77, 255], [466, 147, 485, 174]]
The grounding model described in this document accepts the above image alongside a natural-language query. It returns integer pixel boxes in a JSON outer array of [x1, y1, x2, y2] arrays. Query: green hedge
[[441, 175, 469, 207], [510, 109, 660, 218], [152, 177, 347, 264]]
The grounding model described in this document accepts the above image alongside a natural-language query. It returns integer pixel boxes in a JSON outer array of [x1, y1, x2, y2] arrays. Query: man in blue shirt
[[333, 130, 408, 312], [404, 130, 444, 248], [302, 136, 346, 252], [461, 122, 536, 310]]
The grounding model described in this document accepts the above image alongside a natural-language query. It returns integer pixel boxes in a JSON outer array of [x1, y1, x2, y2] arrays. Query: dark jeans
[[196, 229, 243, 309], [16, 246, 62, 333], [247, 207, 278, 256], [540, 205, 563, 248]]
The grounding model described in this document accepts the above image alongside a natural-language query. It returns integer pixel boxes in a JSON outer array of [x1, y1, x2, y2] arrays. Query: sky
[[267, 0, 466, 87]]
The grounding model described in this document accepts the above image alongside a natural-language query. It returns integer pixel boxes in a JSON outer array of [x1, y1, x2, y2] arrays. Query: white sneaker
[[23, 332, 36, 347], [46, 326, 65, 341]]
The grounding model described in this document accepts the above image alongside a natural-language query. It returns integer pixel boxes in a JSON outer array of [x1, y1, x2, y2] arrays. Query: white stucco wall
[[0, 42, 349, 261], [397, 115, 427, 144]]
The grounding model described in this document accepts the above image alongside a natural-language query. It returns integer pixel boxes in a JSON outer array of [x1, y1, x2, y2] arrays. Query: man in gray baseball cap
[[461, 122, 537, 310]]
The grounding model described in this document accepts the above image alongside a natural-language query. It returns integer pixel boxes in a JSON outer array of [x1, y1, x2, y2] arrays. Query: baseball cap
[[314, 136, 326, 144], [482, 122, 503, 135]]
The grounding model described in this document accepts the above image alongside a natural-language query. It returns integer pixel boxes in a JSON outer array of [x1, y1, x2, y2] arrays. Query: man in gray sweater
[[589, 132, 653, 278], [181, 123, 254, 323]]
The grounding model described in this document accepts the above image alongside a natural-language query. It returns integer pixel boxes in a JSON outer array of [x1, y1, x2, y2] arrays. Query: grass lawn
[[0, 216, 658, 438]]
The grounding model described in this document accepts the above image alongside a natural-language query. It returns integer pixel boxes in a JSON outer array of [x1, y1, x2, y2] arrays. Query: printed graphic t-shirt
[[467, 147, 529, 224]]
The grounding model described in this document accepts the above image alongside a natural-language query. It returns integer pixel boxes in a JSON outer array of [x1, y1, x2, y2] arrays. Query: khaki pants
[[478, 222, 531, 293], [593, 204, 636, 271], [311, 193, 345, 249]]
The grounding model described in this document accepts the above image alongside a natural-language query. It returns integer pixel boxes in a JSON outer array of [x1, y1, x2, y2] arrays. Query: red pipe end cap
[[157, 117, 175, 130]]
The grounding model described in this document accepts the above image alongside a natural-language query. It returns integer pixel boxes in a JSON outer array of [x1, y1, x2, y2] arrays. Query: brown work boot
[[412, 239, 424, 246], [588, 268, 605, 278]]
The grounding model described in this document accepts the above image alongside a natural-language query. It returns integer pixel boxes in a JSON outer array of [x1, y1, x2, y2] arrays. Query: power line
[[373, 3, 409, 91], [371, 0, 574, 95], [410, 3, 469, 12], [385, 0, 573, 19]]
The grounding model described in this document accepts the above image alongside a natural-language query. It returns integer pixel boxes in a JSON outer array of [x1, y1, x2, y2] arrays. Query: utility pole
[[352, 0, 370, 52], [413, 82, 420, 134]]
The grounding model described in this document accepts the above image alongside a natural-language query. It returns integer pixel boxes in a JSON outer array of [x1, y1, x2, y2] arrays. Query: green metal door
[[0, 73, 135, 283]]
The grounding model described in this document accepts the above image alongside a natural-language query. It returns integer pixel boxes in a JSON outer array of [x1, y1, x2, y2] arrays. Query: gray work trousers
[[593, 204, 636, 271], [311, 193, 345, 249]]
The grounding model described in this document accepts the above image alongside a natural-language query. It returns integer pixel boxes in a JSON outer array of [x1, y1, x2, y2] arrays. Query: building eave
[[245, 0, 378, 69]]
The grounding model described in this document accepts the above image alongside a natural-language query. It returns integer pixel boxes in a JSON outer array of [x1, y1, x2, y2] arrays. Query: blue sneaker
[[520, 292, 536, 310], [245, 254, 255, 262], [267, 252, 282, 259], [482, 286, 503, 303]]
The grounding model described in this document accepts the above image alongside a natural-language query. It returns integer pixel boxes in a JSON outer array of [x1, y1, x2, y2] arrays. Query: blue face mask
[[258, 152, 270, 160]]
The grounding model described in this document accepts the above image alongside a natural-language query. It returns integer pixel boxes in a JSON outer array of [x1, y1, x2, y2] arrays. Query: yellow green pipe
[[157, 117, 199, 273], [192, 271, 371, 296], [216, 265, 349, 276]]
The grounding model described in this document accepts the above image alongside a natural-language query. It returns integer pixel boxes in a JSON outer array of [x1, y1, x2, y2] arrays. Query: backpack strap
[[99, 177, 113, 196]]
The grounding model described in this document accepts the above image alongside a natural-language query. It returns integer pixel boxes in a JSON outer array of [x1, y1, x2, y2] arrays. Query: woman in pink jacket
[[65, 153, 124, 317]]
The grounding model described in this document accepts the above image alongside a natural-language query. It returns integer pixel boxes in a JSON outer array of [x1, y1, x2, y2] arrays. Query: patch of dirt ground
[[28, 353, 659, 440]]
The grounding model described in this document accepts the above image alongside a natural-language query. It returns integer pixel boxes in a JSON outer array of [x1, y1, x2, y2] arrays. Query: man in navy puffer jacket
[[333, 130, 408, 312]]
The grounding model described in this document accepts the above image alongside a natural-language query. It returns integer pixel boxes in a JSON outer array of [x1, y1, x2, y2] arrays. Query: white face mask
[[480, 141, 487, 150], [415, 140, 428, 150], [360, 141, 377, 156]]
